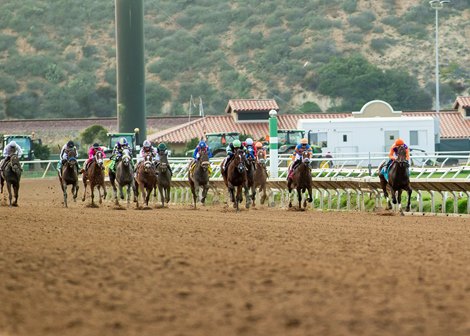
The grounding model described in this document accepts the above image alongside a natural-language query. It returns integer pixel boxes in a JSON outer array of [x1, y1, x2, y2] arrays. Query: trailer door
[[384, 130, 399, 151]]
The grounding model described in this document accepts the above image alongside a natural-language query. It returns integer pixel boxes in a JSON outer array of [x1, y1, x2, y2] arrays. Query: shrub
[[80, 125, 108, 147], [348, 11, 376, 31], [397, 22, 427, 39], [0, 34, 16, 51], [344, 31, 363, 44], [299, 101, 322, 113], [0, 74, 17, 94], [5, 91, 40, 119], [32, 142, 50, 160], [342, 0, 358, 13], [370, 38, 396, 54]]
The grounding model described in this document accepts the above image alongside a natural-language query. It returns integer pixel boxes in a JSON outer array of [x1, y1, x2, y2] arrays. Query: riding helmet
[[255, 142, 263, 148], [394, 138, 405, 146], [300, 138, 308, 145], [198, 141, 206, 148], [93, 143, 100, 148], [158, 143, 167, 151], [67, 140, 74, 148], [143, 140, 151, 148], [246, 138, 254, 145], [10, 141, 17, 147], [233, 139, 241, 148], [119, 137, 128, 146]]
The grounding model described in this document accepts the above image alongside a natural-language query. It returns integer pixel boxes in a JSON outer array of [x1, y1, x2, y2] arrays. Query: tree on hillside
[[80, 125, 108, 148], [316, 55, 432, 111]]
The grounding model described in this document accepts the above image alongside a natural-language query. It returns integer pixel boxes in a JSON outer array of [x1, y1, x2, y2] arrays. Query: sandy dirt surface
[[1, 179, 470, 336]]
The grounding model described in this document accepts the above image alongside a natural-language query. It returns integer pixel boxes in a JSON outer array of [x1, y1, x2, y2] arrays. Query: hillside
[[0, 0, 469, 119]]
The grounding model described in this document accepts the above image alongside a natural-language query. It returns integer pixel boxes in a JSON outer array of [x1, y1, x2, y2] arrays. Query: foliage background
[[0, 0, 468, 119]]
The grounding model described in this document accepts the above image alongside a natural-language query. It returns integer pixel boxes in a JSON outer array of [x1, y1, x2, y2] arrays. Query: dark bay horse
[[156, 152, 171, 207], [379, 145, 412, 213], [82, 151, 107, 206], [222, 148, 249, 211], [58, 148, 79, 207], [287, 151, 313, 210], [189, 150, 210, 209], [253, 149, 268, 206], [109, 148, 136, 206], [135, 155, 157, 207], [0, 154, 22, 207]]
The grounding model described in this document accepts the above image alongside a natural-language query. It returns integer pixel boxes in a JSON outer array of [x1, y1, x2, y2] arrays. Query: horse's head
[[198, 151, 210, 172], [121, 149, 131, 166], [66, 149, 78, 167], [9, 154, 22, 174], [235, 149, 246, 174], [143, 154, 154, 172], [301, 151, 311, 164], [395, 145, 409, 168], [94, 151, 104, 168]]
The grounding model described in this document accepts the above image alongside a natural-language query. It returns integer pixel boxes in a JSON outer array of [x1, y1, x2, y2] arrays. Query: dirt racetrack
[[1, 179, 470, 336]]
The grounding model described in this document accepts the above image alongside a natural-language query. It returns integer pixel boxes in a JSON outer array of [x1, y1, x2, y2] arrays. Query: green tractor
[[275, 129, 325, 167], [0, 134, 41, 160]]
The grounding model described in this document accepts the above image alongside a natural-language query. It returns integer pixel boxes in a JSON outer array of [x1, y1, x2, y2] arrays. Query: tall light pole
[[429, 0, 450, 146]]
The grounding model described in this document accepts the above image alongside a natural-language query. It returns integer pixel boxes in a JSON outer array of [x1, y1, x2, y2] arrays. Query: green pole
[[115, 0, 146, 143], [269, 109, 278, 178]]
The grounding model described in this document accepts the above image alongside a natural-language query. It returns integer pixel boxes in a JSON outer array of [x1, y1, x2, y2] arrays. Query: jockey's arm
[[405, 148, 410, 160], [16, 145, 23, 157], [193, 147, 199, 159]]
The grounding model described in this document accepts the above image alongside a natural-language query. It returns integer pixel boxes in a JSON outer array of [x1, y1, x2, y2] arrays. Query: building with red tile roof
[[149, 98, 470, 153]]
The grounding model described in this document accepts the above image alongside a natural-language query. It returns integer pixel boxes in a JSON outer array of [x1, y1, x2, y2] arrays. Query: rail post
[[269, 109, 278, 179]]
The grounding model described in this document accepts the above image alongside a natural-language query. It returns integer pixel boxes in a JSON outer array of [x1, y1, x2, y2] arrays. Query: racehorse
[[0, 154, 22, 206], [189, 150, 210, 209], [222, 148, 249, 211], [135, 154, 157, 207], [109, 148, 136, 206], [287, 151, 313, 210], [82, 151, 107, 206], [58, 148, 79, 207], [245, 154, 257, 207], [379, 145, 412, 213], [156, 151, 171, 207], [253, 148, 268, 206]]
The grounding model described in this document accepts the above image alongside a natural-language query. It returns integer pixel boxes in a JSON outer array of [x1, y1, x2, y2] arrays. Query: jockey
[[255, 141, 266, 160], [109, 137, 131, 173], [385, 138, 410, 169], [244, 138, 257, 160], [193, 141, 213, 161], [223, 139, 244, 171], [0, 140, 23, 172], [83, 143, 106, 171], [138, 140, 158, 164], [58, 140, 78, 173], [290, 138, 312, 172], [156, 142, 173, 175]]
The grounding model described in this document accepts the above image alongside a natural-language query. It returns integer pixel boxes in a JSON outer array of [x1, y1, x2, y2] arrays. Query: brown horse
[[58, 148, 79, 207], [189, 150, 210, 209], [156, 152, 171, 207], [379, 145, 412, 213], [287, 151, 313, 209], [222, 148, 249, 211], [135, 154, 157, 207], [253, 148, 268, 206], [82, 151, 107, 206], [0, 154, 22, 207]]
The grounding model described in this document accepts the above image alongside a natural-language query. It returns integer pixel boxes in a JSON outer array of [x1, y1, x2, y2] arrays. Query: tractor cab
[[205, 132, 240, 157], [0, 134, 39, 160]]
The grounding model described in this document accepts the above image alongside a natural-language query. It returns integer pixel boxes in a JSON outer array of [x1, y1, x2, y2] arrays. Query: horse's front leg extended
[[90, 185, 95, 205], [307, 187, 313, 204], [126, 184, 131, 206], [397, 189, 403, 214], [62, 181, 68, 208], [165, 186, 170, 204], [73, 183, 79, 202], [260, 185, 267, 205], [406, 187, 412, 212], [145, 187, 151, 207], [244, 185, 250, 209], [110, 176, 118, 201], [297, 187, 303, 209], [6, 182, 13, 206], [13, 183, 19, 206], [82, 174, 88, 202], [201, 185, 209, 205]]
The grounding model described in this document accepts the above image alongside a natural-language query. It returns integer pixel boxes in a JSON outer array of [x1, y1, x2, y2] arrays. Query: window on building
[[309, 132, 327, 147], [343, 134, 348, 142], [465, 108, 470, 117], [410, 130, 418, 146]]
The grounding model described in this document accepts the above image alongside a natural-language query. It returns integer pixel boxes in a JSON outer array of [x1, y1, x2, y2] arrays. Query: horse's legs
[[306, 187, 313, 206], [397, 189, 404, 214], [126, 184, 131, 206], [405, 186, 412, 212], [110, 175, 118, 202], [380, 179, 392, 210], [201, 185, 209, 205], [6, 182, 13, 206], [90, 184, 95, 205], [62, 181, 68, 208], [244, 185, 250, 209], [251, 186, 256, 207], [228, 184, 235, 203], [145, 187, 151, 207], [165, 186, 170, 204], [260, 185, 267, 205], [297, 187, 303, 209], [102, 183, 107, 201], [82, 174, 88, 202], [73, 183, 79, 202], [97, 184, 103, 205], [13, 182, 19, 206], [190, 181, 197, 208]]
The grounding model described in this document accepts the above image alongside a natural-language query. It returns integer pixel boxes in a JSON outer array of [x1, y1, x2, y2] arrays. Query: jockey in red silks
[[84, 143, 106, 170]]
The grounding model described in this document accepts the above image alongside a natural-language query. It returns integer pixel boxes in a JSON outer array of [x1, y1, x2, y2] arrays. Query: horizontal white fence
[[16, 154, 470, 214]]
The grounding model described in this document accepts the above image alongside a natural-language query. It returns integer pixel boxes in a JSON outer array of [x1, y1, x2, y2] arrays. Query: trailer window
[[309, 132, 327, 148]]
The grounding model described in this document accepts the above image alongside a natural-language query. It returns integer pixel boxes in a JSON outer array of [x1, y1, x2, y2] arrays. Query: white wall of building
[[298, 116, 435, 155]]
